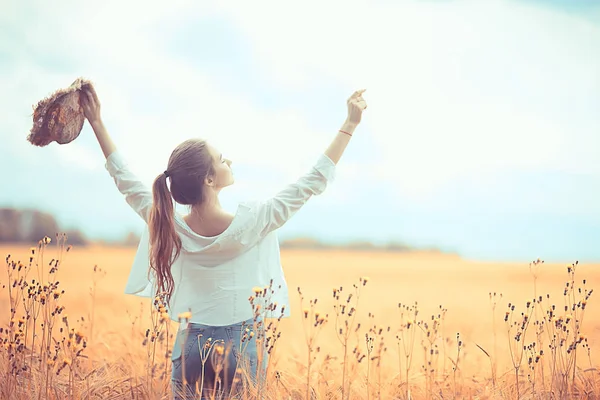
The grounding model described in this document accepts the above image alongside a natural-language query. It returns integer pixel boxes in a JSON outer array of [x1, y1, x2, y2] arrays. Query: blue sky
[[1, 0, 599, 262]]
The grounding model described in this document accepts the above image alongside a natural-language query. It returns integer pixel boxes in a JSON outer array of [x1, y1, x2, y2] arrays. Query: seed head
[[178, 311, 192, 321], [160, 312, 170, 323]]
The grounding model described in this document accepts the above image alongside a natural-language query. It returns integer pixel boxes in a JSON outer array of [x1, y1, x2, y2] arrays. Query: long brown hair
[[148, 139, 215, 303]]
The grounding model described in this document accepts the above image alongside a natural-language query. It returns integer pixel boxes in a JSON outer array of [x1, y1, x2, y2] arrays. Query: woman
[[80, 84, 367, 399]]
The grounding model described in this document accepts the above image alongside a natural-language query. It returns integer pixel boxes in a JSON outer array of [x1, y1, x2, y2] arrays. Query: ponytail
[[148, 173, 182, 304]]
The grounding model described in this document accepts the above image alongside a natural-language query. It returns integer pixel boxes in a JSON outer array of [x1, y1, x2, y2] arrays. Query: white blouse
[[105, 150, 336, 326]]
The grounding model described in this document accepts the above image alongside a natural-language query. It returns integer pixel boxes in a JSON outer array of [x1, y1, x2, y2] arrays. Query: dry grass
[[0, 236, 599, 399]]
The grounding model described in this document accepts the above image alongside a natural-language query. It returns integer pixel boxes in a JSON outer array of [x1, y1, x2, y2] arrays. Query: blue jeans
[[171, 317, 267, 399]]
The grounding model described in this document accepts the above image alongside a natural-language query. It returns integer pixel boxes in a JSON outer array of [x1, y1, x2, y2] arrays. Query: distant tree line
[[279, 237, 444, 254], [0, 208, 87, 245], [0, 208, 446, 253]]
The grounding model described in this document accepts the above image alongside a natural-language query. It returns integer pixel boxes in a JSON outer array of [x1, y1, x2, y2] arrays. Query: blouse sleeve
[[105, 150, 153, 222], [254, 154, 336, 238]]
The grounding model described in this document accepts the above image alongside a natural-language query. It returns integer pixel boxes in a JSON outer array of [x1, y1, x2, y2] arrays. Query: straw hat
[[27, 77, 92, 147]]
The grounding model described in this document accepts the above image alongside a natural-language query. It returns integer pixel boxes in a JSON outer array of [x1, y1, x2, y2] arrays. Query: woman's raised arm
[[81, 86, 116, 159], [82, 85, 153, 222], [254, 89, 367, 237]]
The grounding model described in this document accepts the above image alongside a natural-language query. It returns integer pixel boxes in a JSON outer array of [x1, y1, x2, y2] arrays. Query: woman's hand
[[79, 83, 116, 159], [346, 89, 367, 126], [81, 84, 102, 125], [324, 89, 368, 164]]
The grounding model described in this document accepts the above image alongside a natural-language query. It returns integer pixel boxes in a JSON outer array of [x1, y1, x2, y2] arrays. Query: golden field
[[1, 239, 599, 399]]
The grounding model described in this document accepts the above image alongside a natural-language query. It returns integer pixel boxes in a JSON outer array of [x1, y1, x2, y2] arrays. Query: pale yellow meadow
[[1, 241, 599, 399]]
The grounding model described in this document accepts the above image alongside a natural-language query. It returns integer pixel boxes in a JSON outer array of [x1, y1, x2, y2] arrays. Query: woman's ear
[[205, 175, 214, 187]]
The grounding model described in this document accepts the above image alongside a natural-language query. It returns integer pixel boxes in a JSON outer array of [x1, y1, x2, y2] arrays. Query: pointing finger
[[348, 89, 364, 102]]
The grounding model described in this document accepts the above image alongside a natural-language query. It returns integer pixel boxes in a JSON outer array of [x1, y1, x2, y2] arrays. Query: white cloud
[[213, 0, 600, 197], [2, 0, 599, 206], [1, 0, 334, 184]]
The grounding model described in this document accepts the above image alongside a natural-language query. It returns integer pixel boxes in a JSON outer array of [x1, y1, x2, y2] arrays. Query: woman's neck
[[190, 197, 223, 219], [187, 198, 234, 237]]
